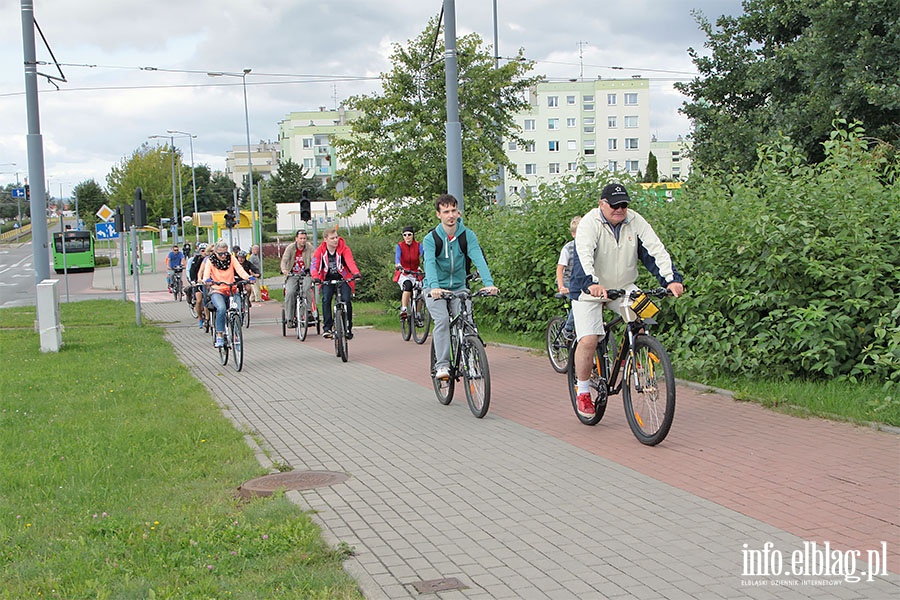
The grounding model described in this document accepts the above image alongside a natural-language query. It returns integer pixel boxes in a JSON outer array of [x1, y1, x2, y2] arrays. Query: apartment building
[[278, 107, 361, 186], [649, 136, 691, 181], [506, 78, 651, 201], [225, 141, 280, 187]]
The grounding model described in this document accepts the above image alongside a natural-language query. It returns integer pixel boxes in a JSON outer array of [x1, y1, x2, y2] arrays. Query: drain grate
[[238, 470, 349, 498], [412, 577, 467, 594]]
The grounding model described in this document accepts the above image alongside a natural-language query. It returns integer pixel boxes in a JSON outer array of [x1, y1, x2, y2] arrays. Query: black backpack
[[430, 228, 474, 276]]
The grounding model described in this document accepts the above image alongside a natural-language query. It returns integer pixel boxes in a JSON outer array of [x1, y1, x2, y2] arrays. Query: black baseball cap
[[600, 183, 630, 207]]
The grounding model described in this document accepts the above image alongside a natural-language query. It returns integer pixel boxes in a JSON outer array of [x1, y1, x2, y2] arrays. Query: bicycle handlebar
[[205, 279, 252, 288], [312, 274, 361, 285], [577, 287, 674, 302], [398, 268, 425, 277], [438, 288, 498, 300]]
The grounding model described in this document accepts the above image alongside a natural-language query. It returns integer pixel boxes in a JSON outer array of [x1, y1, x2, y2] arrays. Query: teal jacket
[[422, 219, 494, 291]]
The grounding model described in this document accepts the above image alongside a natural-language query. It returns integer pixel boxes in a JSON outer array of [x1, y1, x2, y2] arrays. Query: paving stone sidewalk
[[132, 266, 898, 600]]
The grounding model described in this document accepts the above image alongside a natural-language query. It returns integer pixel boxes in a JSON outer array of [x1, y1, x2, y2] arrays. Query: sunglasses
[[402, 233, 413, 237], [215, 251, 229, 256], [606, 201, 629, 210]]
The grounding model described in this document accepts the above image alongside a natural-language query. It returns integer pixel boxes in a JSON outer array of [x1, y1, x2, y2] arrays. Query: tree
[[264, 159, 321, 230], [106, 143, 181, 224], [644, 152, 658, 182], [332, 17, 539, 228], [677, 0, 900, 173], [72, 179, 108, 228]]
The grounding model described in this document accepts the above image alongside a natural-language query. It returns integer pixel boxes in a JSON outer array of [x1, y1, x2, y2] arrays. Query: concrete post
[[36, 279, 62, 352]]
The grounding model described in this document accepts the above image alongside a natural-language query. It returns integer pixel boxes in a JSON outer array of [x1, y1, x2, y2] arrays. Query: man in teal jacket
[[423, 194, 499, 381]]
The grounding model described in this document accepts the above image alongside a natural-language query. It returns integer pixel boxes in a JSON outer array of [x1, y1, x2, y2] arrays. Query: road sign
[[95, 222, 119, 239], [96, 204, 115, 222], [11, 188, 26, 198]]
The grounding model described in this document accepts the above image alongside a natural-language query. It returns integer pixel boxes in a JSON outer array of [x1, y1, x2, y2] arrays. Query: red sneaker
[[576, 392, 595, 418]]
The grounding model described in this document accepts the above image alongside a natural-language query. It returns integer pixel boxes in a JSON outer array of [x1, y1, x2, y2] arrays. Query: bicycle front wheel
[[567, 339, 608, 426], [334, 307, 348, 362], [545, 316, 569, 373], [412, 301, 432, 345], [281, 308, 287, 337], [622, 335, 675, 446], [218, 331, 229, 367], [462, 335, 490, 418], [174, 279, 183, 302], [230, 313, 244, 372], [242, 298, 251, 329], [400, 310, 412, 341], [297, 297, 309, 341], [430, 339, 454, 405]]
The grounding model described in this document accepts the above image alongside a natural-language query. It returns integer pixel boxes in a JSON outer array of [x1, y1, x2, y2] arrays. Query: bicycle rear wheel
[[545, 316, 569, 373], [230, 313, 244, 372], [430, 339, 454, 404], [462, 335, 490, 418], [281, 308, 287, 337], [567, 339, 608, 426], [297, 297, 309, 341], [412, 299, 432, 345], [400, 310, 411, 341], [622, 335, 675, 446], [174, 279, 183, 302]]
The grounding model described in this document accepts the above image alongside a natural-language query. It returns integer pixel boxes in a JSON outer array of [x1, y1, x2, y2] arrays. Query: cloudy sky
[[0, 0, 745, 197]]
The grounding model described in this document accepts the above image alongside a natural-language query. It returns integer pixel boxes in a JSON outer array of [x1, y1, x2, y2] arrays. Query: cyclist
[[568, 183, 684, 418], [189, 243, 210, 328], [199, 240, 255, 348], [555, 215, 582, 339], [311, 227, 361, 339], [394, 226, 424, 319], [280, 230, 314, 328], [248, 244, 263, 302], [165, 245, 184, 293], [422, 194, 498, 381]]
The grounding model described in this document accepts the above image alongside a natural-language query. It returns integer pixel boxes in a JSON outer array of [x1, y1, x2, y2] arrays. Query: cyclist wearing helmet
[[237, 250, 259, 304], [189, 243, 210, 328]]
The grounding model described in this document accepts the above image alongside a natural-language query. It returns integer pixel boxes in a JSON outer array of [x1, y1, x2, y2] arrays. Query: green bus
[[52, 230, 95, 273]]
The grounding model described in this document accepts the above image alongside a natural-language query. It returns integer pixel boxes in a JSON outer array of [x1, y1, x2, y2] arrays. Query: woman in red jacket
[[310, 228, 361, 339]]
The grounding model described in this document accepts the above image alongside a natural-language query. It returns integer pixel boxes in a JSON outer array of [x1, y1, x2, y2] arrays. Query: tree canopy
[[106, 143, 181, 223], [332, 17, 539, 228], [677, 0, 900, 173], [71, 179, 108, 228]]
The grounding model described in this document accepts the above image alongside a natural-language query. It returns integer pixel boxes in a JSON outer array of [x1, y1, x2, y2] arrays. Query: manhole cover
[[412, 578, 467, 593], [238, 470, 349, 498]]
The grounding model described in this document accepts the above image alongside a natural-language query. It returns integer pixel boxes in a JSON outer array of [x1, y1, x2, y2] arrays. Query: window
[[608, 160, 618, 171], [583, 125, 595, 134], [548, 140, 560, 152], [585, 162, 596, 172], [624, 93, 638, 105], [567, 162, 578, 171], [566, 95, 576, 105], [608, 138, 618, 151], [584, 117, 595, 126], [508, 140, 518, 151], [566, 117, 577, 128], [625, 138, 639, 150], [524, 119, 535, 131], [625, 160, 640, 172], [583, 102, 594, 111], [524, 142, 536, 153], [548, 118, 559, 130], [525, 163, 537, 175], [624, 116, 638, 128], [547, 96, 559, 107], [303, 158, 314, 169], [608, 116, 617, 128], [567, 139, 577, 150], [607, 93, 617, 105], [302, 138, 313, 149], [583, 95, 594, 103], [549, 163, 560, 174]]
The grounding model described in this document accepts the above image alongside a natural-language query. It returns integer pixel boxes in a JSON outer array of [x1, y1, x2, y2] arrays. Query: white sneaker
[[434, 366, 450, 381]]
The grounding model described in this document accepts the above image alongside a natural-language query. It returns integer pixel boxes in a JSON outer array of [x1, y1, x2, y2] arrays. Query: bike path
[[139, 292, 899, 599]]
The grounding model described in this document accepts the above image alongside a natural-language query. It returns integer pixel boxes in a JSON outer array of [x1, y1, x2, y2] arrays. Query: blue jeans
[[321, 280, 352, 332], [209, 292, 228, 333]]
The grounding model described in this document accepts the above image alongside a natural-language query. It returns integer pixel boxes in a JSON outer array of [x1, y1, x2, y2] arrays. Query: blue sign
[[11, 188, 26, 198], [95, 222, 119, 239]]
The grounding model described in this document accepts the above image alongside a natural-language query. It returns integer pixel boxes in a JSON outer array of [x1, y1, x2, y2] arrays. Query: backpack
[[430, 228, 474, 276]]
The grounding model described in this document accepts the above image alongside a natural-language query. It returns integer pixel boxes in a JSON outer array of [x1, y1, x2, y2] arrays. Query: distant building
[[225, 141, 280, 187], [650, 137, 692, 181], [278, 107, 361, 186]]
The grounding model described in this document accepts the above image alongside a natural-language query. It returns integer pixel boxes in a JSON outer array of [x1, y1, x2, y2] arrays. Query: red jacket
[[311, 237, 360, 292]]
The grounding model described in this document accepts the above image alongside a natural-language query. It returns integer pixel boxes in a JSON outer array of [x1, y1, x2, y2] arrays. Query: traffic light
[[133, 187, 147, 228], [224, 206, 236, 229], [300, 189, 311, 222]]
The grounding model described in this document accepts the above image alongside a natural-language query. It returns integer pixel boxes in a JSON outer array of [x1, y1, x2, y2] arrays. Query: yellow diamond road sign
[[96, 204, 115, 222]]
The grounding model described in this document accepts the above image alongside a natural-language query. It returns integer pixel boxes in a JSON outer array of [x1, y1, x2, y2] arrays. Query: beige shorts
[[571, 285, 638, 342]]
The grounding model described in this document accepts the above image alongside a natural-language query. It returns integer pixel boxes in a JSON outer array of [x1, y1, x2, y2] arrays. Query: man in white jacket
[[568, 183, 684, 418]]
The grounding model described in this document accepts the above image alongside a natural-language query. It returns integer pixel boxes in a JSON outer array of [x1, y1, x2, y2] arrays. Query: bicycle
[[429, 287, 496, 419], [239, 280, 252, 328], [545, 292, 575, 373], [315, 275, 359, 363], [186, 279, 199, 318], [204, 280, 250, 372], [170, 266, 185, 302], [567, 287, 676, 446], [397, 269, 432, 344]]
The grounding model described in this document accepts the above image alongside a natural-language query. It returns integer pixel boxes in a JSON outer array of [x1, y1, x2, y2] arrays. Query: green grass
[[0, 301, 362, 600], [352, 301, 899, 428]]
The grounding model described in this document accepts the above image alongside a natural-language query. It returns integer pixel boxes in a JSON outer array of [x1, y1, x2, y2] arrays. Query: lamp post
[[167, 130, 199, 244], [207, 69, 258, 250], [149, 134, 179, 244]]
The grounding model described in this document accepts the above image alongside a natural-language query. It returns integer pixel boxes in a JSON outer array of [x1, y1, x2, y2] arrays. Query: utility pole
[[443, 0, 464, 213]]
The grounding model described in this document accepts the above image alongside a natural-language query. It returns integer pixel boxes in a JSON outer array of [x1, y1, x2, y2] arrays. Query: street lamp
[[207, 69, 259, 250], [167, 130, 199, 244], [149, 134, 179, 244]]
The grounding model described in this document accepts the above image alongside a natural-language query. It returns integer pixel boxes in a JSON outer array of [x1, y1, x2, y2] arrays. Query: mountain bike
[[567, 287, 676, 445], [170, 266, 185, 302], [546, 292, 575, 373], [295, 272, 320, 342], [205, 281, 249, 372], [397, 269, 432, 344], [429, 288, 496, 418], [315, 275, 359, 363]]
